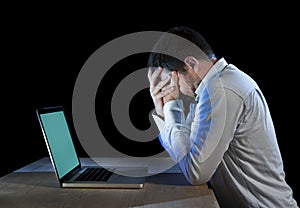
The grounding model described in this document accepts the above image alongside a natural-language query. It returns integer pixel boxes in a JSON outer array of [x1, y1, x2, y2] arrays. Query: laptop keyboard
[[75, 167, 113, 182]]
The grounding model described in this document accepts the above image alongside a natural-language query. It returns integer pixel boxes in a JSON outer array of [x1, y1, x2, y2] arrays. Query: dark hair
[[147, 26, 216, 72]]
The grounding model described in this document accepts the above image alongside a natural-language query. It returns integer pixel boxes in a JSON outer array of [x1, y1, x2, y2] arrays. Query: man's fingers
[[155, 86, 175, 99], [147, 67, 159, 80], [149, 67, 163, 86], [147, 67, 154, 80], [170, 71, 178, 86], [159, 71, 178, 92], [150, 75, 171, 95]]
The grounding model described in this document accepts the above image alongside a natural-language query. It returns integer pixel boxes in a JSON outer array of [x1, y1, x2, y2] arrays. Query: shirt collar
[[195, 57, 228, 102]]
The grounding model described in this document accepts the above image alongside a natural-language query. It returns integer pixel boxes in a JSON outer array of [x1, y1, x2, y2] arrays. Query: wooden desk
[[0, 157, 220, 208]]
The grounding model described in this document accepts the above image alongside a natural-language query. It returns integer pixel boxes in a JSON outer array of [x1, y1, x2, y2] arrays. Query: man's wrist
[[163, 96, 177, 104], [155, 109, 164, 118]]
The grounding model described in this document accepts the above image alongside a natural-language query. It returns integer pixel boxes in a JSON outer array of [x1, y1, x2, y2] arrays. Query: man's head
[[148, 26, 217, 97]]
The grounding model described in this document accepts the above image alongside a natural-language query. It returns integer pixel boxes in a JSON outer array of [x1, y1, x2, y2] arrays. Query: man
[[147, 26, 298, 207]]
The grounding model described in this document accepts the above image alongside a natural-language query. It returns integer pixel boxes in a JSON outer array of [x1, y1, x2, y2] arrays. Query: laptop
[[36, 105, 146, 188]]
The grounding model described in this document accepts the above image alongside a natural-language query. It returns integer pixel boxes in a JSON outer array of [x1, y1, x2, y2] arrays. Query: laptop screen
[[39, 110, 80, 179]]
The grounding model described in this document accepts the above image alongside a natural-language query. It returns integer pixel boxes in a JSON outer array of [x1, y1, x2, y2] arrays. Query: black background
[[2, 4, 299, 203]]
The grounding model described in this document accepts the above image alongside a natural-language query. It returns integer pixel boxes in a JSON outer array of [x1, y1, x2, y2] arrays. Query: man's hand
[[148, 67, 176, 117], [163, 71, 180, 103]]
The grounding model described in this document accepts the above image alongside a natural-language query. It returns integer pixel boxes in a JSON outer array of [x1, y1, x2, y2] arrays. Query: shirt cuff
[[163, 99, 185, 126], [152, 110, 165, 133]]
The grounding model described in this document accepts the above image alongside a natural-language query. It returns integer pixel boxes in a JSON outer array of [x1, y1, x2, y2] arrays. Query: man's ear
[[184, 56, 199, 70]]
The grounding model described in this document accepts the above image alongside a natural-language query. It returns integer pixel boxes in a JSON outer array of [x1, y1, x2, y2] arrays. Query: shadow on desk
[[146, 172, 190, 186]]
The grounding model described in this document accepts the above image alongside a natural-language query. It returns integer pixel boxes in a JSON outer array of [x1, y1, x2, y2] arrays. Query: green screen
[[40, 111, 79, 179]]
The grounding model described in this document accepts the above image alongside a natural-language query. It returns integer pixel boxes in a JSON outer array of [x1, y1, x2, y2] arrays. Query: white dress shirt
[[152, 58, 298, 208]]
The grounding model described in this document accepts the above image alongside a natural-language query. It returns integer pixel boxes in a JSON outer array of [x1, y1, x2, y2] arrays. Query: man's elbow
[[179, 158, 213, 185], [185, 172, 211, 185]]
